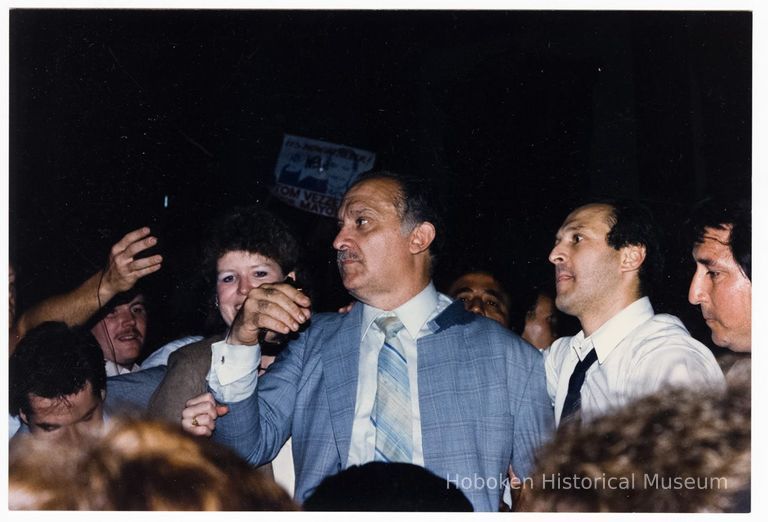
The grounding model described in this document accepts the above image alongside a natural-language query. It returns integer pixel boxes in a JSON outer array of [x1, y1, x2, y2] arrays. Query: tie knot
[[375, 314, 405, 339]]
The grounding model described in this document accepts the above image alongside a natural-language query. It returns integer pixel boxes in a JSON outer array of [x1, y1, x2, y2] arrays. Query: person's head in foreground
[[519, 380, 750, 512], [304, 461, 473, 511], [9, 418, 297, 510], [10, 321, 107, 442]]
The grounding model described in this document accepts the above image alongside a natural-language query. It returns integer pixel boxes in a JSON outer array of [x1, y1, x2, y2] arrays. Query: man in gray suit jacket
[[184, 171, 553, 511]]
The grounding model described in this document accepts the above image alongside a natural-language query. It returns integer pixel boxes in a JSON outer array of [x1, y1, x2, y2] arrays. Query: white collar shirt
[[347, 281, 451, 467], [545, 297, 724, 426], [104, 361, 140, 377]]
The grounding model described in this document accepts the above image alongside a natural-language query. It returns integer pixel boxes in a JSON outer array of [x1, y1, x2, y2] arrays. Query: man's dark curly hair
[[687, 197, 751, 280], [201, 205, 301, 290], [10, 321, 107, 417]]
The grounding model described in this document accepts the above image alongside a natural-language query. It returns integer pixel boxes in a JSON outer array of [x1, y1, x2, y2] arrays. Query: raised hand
[[100, 227, 163, 299]]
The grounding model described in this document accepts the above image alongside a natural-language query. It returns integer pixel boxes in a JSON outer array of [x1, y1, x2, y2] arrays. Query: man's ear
[[409, 222, 436, 255], [18, 411, 29, 426], [100, 388, 107, 401], [620, 244, 646, 273], [286, 270, 297, 282]]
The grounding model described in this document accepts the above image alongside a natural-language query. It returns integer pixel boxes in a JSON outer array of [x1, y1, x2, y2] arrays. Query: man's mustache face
[[337, 250, 361, 264], [114, 326, 142, 342]]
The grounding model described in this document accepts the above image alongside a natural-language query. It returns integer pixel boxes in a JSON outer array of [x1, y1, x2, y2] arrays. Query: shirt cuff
[[206, 340, 261, 403]]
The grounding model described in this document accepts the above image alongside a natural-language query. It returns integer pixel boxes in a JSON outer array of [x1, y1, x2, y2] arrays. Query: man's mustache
[[337, 251, 361, 263], [114, 327, 142, 340]]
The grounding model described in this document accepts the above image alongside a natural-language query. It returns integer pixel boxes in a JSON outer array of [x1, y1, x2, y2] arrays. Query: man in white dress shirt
[[545, 199, 724, 426]]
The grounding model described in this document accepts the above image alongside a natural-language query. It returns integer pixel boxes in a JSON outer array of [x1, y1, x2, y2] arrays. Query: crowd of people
[[7, 171, 751, 512]]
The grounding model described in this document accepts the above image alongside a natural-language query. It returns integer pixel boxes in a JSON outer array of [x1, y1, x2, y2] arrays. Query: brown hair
[[10, 418, 297, 511], [519, 381, 750, 512]]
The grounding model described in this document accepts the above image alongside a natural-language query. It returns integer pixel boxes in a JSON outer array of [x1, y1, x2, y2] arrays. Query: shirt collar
[[571, 297, 654, 363], [361, 282, 439, 339], [569, 330, 588, 360], [104, 362, 140, 377]]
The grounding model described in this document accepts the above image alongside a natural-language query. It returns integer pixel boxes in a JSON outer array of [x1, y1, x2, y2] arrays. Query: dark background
[[9, 10, 751, 355]]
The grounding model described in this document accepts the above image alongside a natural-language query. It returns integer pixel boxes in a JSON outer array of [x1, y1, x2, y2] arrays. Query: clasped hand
[[227, 282, 312, 346]]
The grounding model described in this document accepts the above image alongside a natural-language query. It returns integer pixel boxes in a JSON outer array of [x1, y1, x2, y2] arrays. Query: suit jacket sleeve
[[105, 365, 167, 416], [212, 326, 309, 466], [508, 338, 554, 480]]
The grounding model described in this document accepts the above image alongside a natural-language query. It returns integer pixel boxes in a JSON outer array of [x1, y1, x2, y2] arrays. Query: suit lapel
[[431, 300, 474, 332], [418, 300, 474, 467], [321, 303, 363, 467]]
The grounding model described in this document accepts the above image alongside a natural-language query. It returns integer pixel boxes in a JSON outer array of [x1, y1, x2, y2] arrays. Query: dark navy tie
[[560, 346, 598, 424]]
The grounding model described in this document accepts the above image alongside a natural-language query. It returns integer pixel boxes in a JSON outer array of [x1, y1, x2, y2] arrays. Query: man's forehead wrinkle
[[694, 254, 714, 264], [340, 196, 394, 218], [699, 234, 732, 247], [34, 394, 70, 407], [694, 254, 731, 270], [32, 397, 72, 416], [338, 201, 370, 220], [346, 203, 370, 214]]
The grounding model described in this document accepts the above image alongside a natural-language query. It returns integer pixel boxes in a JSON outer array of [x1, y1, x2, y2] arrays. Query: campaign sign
[[272, 134, 376, 217]]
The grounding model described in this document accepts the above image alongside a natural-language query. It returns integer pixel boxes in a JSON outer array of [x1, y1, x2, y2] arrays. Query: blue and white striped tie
[[372, 314, 412, 463]]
